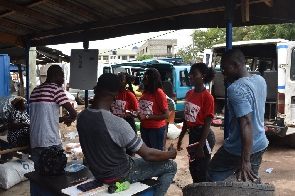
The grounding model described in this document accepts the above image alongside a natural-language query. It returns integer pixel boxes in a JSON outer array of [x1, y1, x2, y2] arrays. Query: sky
[[47, 29, 195, 56]]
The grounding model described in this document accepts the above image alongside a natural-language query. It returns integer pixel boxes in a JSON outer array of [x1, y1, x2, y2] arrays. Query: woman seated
[[8, 97, 30, 148]]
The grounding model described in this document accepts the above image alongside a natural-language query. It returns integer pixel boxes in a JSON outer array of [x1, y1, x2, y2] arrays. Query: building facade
[[137, 39, 177, 59], [98, 49, 137, 65]]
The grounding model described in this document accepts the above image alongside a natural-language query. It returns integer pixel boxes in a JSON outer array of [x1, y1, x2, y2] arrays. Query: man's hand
[[64, 116, 75, 127], [235, 161, 258, 182], [167, 144, 177, 159]]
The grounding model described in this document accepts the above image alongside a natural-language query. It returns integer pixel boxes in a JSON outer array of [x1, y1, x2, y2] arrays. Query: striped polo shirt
[[30, 83, 69, 148]]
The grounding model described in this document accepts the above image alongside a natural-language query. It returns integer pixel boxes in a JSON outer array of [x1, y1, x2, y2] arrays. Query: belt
[[189, 125, 203, 130]]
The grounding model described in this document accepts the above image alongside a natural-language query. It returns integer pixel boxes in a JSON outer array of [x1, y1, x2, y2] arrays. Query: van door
[[284, 42, 295, 135]]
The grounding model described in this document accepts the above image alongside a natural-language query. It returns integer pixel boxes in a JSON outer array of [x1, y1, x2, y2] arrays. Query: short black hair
[[47, 64, 62, 79], [221, 49, 246, 66], [96, 73, 120, 93]]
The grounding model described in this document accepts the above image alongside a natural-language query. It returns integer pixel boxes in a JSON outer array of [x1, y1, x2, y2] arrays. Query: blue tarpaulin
[[9, 65, 24, 72]]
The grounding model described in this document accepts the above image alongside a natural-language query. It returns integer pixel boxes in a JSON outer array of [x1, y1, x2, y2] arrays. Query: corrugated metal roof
[[0, 0, 294, 61]]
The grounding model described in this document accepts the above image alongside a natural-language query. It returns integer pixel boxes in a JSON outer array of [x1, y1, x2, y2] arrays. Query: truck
[[208, 39, 295, 146]]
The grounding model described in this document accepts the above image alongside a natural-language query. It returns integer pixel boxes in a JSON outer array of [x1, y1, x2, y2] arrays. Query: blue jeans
[[31, 144, 63, 172], [124, 157, 177, 196], [207, 145, 266, 182], [140, 126, 166, 151]]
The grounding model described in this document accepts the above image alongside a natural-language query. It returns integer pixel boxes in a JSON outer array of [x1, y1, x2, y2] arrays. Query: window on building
[[130, 55, 135, 58], [98, 56, 102, 60], [103, 56, 109, 60], [122, 56, 127, 60], [167, 45, 172, 54], [146, 47, 148, 53], [118, 56, 121, 59]]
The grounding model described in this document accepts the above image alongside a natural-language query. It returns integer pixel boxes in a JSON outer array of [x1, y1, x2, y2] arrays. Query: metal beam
[[0, 0, 70, 27], [241, 0, 250, 22], [47, 0, 109, 20]]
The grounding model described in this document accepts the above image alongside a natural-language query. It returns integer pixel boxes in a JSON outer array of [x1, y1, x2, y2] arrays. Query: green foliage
[[176, 45, 194, 63], [136, 54, 153, 60]]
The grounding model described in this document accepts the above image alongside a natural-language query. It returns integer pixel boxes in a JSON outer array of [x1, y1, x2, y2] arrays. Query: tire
[[183, 175, 275, 196]]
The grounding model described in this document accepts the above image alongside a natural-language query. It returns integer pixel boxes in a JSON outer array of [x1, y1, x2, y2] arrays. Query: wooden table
[[25, 167, 161, 196]]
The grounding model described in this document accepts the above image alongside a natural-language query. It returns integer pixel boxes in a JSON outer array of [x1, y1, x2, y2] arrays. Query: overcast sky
[[47, 29, 195, 56]]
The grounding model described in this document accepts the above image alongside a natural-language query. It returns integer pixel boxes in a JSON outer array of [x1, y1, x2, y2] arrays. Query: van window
[[180, 71, 189, 86], [290, 49, 295, 81]]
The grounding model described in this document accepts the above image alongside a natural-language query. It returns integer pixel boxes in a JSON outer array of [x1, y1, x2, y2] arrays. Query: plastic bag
[[71, 147, 84, 160], [38, 146, 67, 176], [65, 143, 80, 153], [64, 163, 86, 172], [167, 124, 181, 139]]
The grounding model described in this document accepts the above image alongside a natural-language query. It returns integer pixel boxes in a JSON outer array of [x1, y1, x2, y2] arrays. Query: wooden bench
[[0, 135, 29, 159]]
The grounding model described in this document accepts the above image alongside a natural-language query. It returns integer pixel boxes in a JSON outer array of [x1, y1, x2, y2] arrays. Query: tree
[[177, 45, 194, 63], [136, 55, 153, 60]]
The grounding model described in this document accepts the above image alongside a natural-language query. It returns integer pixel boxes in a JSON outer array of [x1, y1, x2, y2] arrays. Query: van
[[109, 60, 191, 122], [208, 39, 295, 146]]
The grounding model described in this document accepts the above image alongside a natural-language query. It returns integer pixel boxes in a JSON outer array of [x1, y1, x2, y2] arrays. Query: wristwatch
[[145, 114, 149, 119]]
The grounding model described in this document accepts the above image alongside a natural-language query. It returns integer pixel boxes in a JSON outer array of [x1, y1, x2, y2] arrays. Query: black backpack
[[38, 146, 67, 176]]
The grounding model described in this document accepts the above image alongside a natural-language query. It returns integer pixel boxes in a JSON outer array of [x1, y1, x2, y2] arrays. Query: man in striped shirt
[[30, 65, 77, 171]]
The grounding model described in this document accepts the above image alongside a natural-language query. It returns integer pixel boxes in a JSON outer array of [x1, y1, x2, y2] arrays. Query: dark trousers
[[188, 126, 215, 183]]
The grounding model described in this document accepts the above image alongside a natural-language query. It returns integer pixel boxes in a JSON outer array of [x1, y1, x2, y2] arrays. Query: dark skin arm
[[9, 119, 30, 130], [177, 120, 187, 151], [137, 109, 169, 121], [62, 102, 77, 126], [235, 113, 258, 182], [136, 142, 177, 162]]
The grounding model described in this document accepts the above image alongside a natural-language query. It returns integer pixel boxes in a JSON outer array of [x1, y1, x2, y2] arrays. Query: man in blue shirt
[[207, 49, 269, 182]]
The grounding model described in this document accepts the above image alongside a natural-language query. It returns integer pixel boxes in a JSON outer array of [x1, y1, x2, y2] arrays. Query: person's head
[[94, 73, 120, 101], [220, 49, 247, 83], [118, 72, 127, 88], [11, 97, 27, 111], [143, 68, 162, 94], [189, 63, 216, 86], [46, 65, 64, 87]]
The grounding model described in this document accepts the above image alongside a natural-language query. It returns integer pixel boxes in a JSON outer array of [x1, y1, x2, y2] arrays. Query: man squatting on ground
[[77, 73, 177, 196]]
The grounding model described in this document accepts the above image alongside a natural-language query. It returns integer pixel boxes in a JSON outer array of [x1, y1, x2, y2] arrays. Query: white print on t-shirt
[[184, 101, 200, 123], [139, 100, 153, 115], [111, 100, 126, 115]]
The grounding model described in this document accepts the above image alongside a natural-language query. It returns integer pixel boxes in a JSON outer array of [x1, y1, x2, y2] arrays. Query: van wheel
[[288, 134, 295, 148]]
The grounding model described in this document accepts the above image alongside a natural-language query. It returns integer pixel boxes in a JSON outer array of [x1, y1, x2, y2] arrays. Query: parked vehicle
[[76, 90, 95, 105], [207, 39, 295, 146]]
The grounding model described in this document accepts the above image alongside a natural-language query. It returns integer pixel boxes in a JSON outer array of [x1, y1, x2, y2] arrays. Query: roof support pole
[[83, 27, 89, 108], [223, 0, 235, 139], [25, 35, 31, 113]]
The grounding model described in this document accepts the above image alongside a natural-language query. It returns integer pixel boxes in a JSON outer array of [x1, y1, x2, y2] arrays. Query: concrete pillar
[[29, 47, 37, 95]]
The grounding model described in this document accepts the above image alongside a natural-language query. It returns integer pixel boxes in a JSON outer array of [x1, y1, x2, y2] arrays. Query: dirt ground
[[1, 105, 295, 195]]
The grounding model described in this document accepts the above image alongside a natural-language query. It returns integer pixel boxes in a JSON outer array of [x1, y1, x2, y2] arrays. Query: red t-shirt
[[111, 90, 139, 115], [184, 89, 214, 127], [139, 88, 168, 128]]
